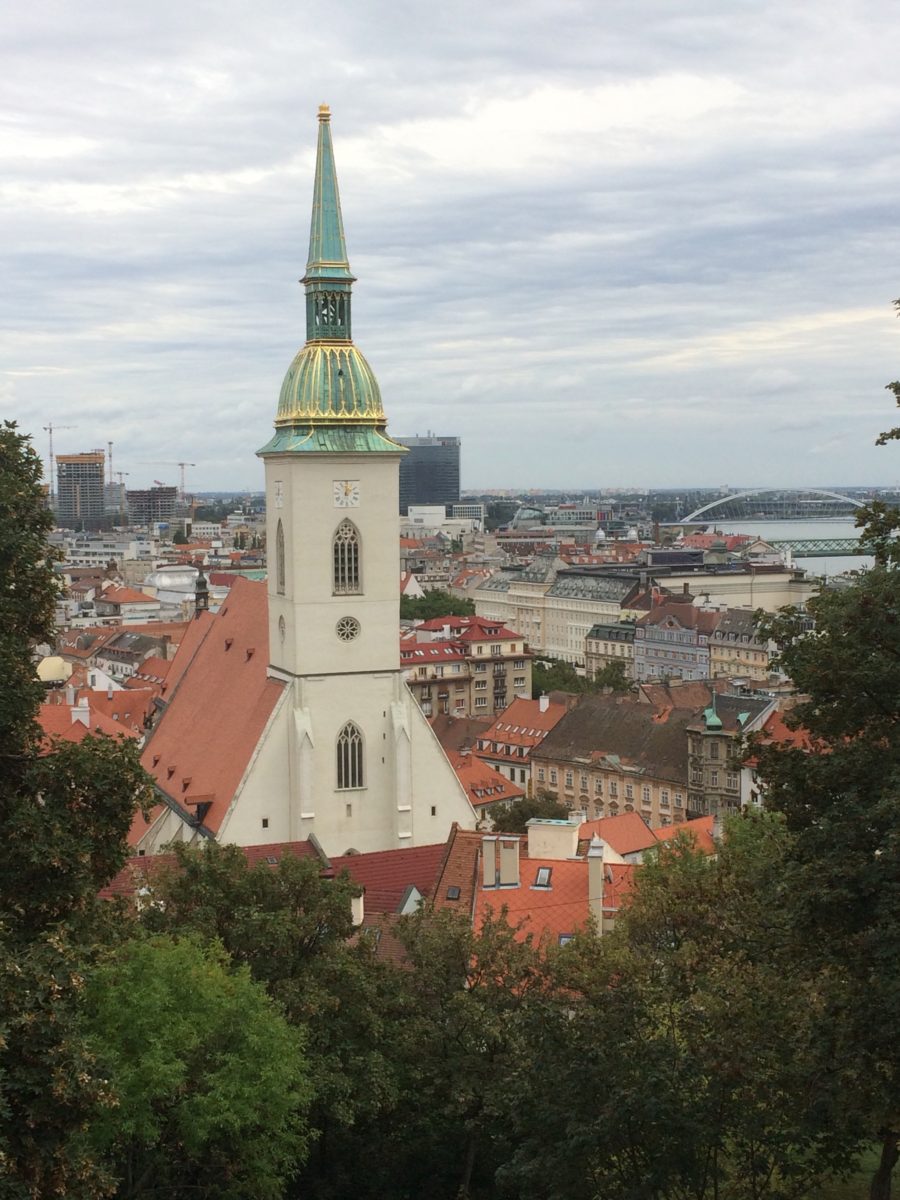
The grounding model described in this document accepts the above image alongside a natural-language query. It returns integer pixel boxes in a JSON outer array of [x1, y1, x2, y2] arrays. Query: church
[[130, 107, 477, 857]]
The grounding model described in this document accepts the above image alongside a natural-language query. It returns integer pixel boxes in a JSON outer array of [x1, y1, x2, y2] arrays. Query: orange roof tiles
[[448, 752, 525, 809], [132, 579, 284, 843], [39, 702, 139, 747], [577, 812, 658, 857], [653, 815, 717, 855]]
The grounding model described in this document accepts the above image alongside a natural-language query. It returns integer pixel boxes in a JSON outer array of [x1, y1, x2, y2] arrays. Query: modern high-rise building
[[397, 435, 460, 515], [56, 450, 105, 528], [126, 486, 178, 527]]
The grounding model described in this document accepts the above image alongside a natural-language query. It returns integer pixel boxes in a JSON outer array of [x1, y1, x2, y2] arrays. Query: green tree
[[755, 566, 900, 1200], [400, 589, 475, 620], [504, 817, 860, 1200], [138, 844, 401, 1192], [489, 790, 570, 834], [0, 424, 152, 1198], [171, 527, 188, 545], [592, 658, 631, 692], [81, 935, 311, 1200], [342, 907, 545, 1200]]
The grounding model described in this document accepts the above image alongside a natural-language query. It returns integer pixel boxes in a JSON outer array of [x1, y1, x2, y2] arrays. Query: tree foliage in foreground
[[81, 936, 311, 1200]]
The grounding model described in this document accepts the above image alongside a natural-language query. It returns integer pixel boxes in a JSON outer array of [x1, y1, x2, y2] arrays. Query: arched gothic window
[[336, 721, 364, 790], [333, 519, 361, 594], [276, 519, 285, 595]]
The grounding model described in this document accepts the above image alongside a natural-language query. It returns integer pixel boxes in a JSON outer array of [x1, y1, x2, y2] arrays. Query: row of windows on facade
[[535, 768, 739, 806], [275, 518, 361, 596]]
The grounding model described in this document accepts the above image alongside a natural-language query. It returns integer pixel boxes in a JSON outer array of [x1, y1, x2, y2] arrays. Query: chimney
[[482, 837, 498, 888], [351, 892, 365, 927], [71, 696, 90, 727], [588, 835, 605, 931], [498, 837, 520, 887], [65, 682, 76, 706], [539, 693, 550, 713], [107, 685, 113, 700], [527, 818, 580, 860]]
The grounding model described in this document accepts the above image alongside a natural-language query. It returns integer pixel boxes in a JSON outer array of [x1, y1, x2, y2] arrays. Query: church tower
[[253, 106, 476, 854]]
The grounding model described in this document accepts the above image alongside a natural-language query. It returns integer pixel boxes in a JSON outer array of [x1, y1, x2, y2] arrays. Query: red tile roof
[[132, 579, 284, 844], [577, 812, 658, 857], [99, 585, 159, 605], [653, 815, 717, 855], [328, 842, 447, 914], [39, 702, 139, 747], [448, 752, 525, 810], [476, 856, 635, 945], [475, 697, 567, 759]]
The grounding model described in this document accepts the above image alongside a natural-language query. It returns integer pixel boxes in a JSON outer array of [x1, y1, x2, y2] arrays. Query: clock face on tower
[[333, 479, 360, 508]]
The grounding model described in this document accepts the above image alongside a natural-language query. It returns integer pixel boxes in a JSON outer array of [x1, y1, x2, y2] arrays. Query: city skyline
[[3, 1, 899, 491]]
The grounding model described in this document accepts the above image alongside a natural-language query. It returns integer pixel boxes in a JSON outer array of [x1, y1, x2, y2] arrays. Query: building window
[[625, 783, 633, 800], [641, 786, 651, 804], [333, 519, 361, 594], [609, 781, 618, 798], [674, 792, 683, 807], [537, 767, 545, 782], [336, 721, 364, 789], [550, 769, 558, 785], [490, 644, 502, 655], [726, 772, 739, 790], [661, 789, 669, 807], [514, 659, 525, 669], [594, 777, 602, 794], [710, 741, 720, 760], [276, 519, 285, 595], [564, 771, 574, 789], [579, 773, 588, 791], [475, 698, 487, 708], [710, 770, 719, 787]]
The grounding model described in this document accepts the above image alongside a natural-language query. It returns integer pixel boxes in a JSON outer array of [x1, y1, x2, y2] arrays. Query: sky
[[3, 0, 900, 492]]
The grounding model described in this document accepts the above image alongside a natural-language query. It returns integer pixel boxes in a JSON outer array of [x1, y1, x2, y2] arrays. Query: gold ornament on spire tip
[[318, 103, 331, 121]]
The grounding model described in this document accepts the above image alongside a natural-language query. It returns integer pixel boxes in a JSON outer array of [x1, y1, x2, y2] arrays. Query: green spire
[[304, 104, 355, 285]]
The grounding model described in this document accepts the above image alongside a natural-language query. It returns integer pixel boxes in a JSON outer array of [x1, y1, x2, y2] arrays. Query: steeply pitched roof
[[133, 578, 285, 842], [329, 842, 447, 914], [448, 752, 525, 809], [429, 713, 494, 755], [577, 812, 658, 856], [653, 815, 717, 855], [533, 694, 693, 785]]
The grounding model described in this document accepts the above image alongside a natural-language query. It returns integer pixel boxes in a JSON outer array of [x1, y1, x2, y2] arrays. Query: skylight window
[[534, 866, 552, 888], [446, 886, 461, 901]]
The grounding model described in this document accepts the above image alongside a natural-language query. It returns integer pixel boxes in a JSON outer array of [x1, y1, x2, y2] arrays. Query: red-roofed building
[[95, 583, 162, 624], [433, 819, 635, 946], [447, 751, 525, 819], [403, 616, 532, 716], [39, 698, 140, 747], [473, 694, 568, 794]]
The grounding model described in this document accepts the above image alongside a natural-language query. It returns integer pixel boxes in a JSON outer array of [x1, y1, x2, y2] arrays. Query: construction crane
[[42, 422, 77, 505], [139, 461, 197, 500]]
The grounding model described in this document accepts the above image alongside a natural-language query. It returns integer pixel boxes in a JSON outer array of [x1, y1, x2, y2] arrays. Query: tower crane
[[139, 461, 197, 500], [42, 422, 77, 505]]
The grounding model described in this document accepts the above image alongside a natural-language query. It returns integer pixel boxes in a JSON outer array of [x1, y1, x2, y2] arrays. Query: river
[[707, 518, 872, 578]]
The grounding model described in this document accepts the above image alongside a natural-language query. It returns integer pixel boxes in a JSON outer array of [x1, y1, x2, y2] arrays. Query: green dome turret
[[259, 106, 403, 455]]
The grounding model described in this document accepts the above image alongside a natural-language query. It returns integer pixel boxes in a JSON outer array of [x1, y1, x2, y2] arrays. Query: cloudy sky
[[3, 0, 899, 492]]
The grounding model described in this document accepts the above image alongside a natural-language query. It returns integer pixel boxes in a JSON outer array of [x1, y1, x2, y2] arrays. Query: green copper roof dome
[[264, 104, 395, 438], [276, 343, 384, 426]]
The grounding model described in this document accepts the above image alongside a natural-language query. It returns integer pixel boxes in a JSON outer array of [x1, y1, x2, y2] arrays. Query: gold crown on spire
[[317, 104, 331, 122]]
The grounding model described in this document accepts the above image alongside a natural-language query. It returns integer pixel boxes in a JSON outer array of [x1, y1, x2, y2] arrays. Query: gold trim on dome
[[275, 342, 385, 427]]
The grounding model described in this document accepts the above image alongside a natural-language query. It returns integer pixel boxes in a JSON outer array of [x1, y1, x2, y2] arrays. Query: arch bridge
[[681, 488, 864, 524]]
